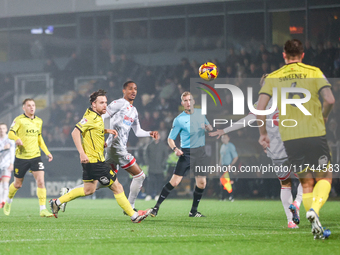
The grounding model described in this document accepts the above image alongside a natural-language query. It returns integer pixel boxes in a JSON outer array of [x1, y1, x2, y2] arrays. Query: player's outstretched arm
[[209, 114, 256, 139], [71, 128, 89, 163], [320, 87, 335, 123], [150, 131, 159, 140], [131, 119, 152, 138], [256, 94, 271, 150]]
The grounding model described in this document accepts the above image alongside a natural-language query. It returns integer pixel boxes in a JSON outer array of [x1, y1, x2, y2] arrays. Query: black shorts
[[82, 161, 117, 186], [174, 147, 209, 177], [283, 135, 331, 174], [14, 156, 44, 178]]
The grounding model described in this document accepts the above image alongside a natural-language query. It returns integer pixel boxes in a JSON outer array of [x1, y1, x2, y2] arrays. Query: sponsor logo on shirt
[[123, 115, 134, 126]]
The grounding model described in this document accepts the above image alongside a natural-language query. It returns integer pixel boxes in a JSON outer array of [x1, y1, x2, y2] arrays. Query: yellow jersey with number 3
[[259, 62, 331, 141], [75, 108, 105, 163]]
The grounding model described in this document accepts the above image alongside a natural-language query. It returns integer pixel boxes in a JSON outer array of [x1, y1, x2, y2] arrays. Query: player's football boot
[[0, 201, 4, 208], [123, 208, 137, 216], [131, 210, 148, 223], [314, 228, 331, 240], [40, 209, 54, 218], [147, 207, 158, 217], [60, 187, 69, 212], [306, 209, 324, 238], [288, 221, 298, 229], [49, 199, 60, 218], [189, 211, 206, 217], [289, 201, 300, 225], [3, 202, 11, 216]]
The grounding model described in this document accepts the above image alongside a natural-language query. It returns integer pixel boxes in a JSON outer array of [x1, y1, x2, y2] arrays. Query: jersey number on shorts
[[38, 162, 44, 170]]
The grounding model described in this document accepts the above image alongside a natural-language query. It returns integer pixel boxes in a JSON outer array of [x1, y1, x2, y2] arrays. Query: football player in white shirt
[[0, 123, 15, 208], [102, 81, 159, 210], [209, 78, 302, 229]]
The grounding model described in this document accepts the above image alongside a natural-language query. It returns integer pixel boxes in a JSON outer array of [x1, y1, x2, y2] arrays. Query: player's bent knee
[[133, 171, 145, 181], [84, 189, 95, 196], [110, 182, 124, 194], [281, 178, 292, 187], [14, 183, 22, 189]]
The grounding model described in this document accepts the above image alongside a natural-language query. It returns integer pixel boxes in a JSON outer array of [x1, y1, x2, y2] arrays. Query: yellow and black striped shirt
[[259, 62, 331, 141], [75, 108, 105, 163]]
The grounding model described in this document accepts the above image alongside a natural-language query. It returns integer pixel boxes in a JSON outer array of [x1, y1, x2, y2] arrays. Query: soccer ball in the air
[[199, 62, 218, 81]]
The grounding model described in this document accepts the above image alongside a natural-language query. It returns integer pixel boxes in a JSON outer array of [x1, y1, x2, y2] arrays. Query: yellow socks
[[302, 192, 313, 212], [59, 187, 85, 204], [114, 192, 135, 217], [37, 187, 47, 208], [8, 183, 18, 200], [311, 179, 331, 216]]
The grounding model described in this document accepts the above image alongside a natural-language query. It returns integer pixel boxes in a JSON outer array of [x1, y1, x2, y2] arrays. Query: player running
[[5, 99, 54, 217], [60, 81, 158, 214], [103, 81, 158, 211], [0, 123, 15, 208], [257, 39, 335, 239], [209, 87, 302, 228], [49, 89, 148, 223]]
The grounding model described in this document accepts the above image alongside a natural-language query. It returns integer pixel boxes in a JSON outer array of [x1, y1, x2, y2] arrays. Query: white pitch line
[[0, 231, 318, 243]]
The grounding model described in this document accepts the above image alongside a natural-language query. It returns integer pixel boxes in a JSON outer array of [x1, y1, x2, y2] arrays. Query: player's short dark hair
[[89, 89, 107, 104], [22, 98, 35, 105], [123, 80, 136, 89], [0, 122, 7, 127], [284, 39, 304, 58]]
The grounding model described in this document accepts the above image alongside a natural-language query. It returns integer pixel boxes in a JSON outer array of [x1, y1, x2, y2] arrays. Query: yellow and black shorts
[[14, 156, 44, 178], [283, 135, 331, 174], [82, 161, 116, 187]]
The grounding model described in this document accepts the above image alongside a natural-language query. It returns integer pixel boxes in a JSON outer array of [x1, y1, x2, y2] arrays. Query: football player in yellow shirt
[[49, 89, 148, 223], [257, 39, 335, 239], [4, 98, 54, 217]]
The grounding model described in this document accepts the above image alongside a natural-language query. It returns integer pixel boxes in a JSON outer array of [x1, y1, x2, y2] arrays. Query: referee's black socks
[[155, 182, 174, 208], [191, 186, 205, 213]]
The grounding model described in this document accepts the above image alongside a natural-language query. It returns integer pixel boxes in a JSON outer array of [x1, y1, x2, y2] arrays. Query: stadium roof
[[0, 0, 231, 18]]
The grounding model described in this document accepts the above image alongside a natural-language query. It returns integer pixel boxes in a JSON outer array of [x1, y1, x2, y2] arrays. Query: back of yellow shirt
[[259, 62, 331, 141], [75, 108, 105, 163], [10, 114, 43, 159]]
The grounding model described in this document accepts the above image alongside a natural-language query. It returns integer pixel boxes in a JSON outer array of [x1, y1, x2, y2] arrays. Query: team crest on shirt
[[124, 154, 132, 161], [80, 118, 88, 125], [123, 115, 134, 126]]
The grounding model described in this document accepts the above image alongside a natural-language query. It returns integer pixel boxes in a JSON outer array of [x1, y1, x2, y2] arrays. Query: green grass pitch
[[1, 198, 339, 255]]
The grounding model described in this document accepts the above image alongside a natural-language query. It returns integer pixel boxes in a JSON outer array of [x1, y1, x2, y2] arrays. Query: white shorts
[[271, 158, 297, 181], [105, 147, 136, 172], [0, 167, 12, 180]]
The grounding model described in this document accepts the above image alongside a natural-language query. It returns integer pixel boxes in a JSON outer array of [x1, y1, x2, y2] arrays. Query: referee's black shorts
[[173, 146, 209, 177], [283, 135, 331, 174], [82, 161, 117, 186]]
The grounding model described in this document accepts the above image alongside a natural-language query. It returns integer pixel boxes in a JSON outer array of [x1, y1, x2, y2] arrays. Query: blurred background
[[0, 0, 339, 200]]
